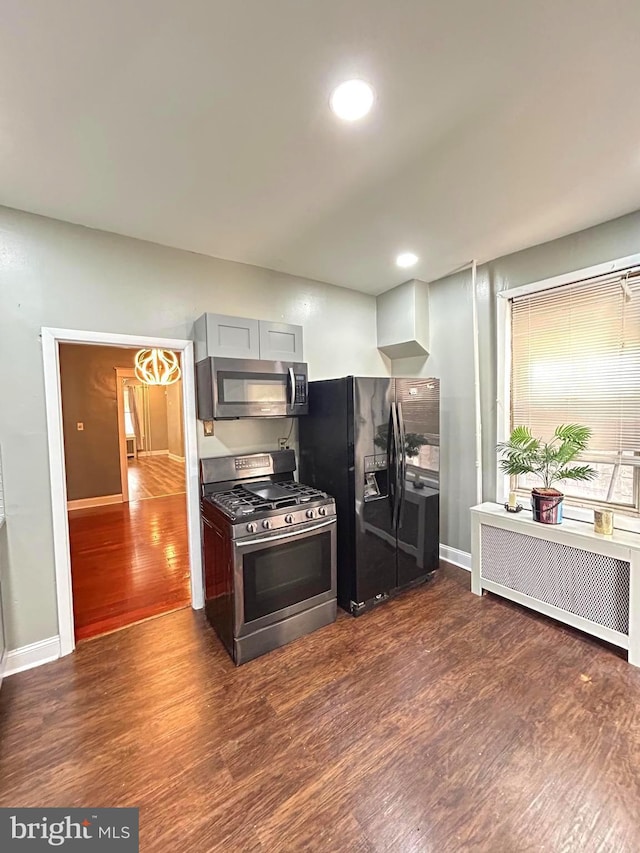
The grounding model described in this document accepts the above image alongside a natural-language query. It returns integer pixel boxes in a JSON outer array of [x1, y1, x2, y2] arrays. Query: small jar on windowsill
[[594, 509, 614, 536]]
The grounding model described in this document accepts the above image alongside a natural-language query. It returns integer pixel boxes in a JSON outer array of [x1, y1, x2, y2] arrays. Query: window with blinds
[[509, 267, 640, 513]]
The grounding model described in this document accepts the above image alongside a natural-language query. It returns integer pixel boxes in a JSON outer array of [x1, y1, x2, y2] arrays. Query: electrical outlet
[[278, 437, 288, 450], [77, 422, 84, 431]]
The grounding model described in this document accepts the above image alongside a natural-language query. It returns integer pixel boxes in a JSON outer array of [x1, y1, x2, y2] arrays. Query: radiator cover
[[481, 525, 630, 633]]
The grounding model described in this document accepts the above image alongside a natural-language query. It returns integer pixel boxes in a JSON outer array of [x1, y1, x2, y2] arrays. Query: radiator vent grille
[[481, 526, 630, 633]]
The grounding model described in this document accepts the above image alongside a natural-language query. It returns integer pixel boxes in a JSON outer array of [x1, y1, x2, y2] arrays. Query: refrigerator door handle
[[397, 401, 407, 527], [387, 405, 395, 524], [391, 401, 401, 528]]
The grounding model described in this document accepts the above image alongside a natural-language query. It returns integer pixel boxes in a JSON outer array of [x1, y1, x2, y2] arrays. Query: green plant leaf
[[497, 423, 595, 489], [554, 465, 598, 483], [554, 424, 592, 447]]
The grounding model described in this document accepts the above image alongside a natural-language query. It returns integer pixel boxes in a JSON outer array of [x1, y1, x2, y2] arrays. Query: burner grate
[[206, 481, 328, 519]]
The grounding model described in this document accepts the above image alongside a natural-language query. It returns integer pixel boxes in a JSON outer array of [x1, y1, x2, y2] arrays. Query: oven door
[[212, 357, 308, 419], [233, 518, 336, 637]]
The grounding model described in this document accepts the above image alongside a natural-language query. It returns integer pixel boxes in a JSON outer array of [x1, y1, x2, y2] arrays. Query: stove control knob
[[246, 523, 257, 534], [318, 506, 327, 516], [285, 514, 294, 524], [306, 509, 316, 519], [262, 520, 271, 530]]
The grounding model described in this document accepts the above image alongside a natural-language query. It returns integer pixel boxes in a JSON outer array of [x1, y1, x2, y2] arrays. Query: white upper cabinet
[[258, 320, 303, 362], [193, 313, 260, 361], [193, 314, 303, 362]]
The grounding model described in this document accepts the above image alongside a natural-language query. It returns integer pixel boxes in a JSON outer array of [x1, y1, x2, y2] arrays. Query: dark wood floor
[[69, 493, 191, 641], [2, 564, 640, 852]]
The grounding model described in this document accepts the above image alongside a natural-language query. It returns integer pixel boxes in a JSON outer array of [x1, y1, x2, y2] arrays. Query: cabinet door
[[200, 313, 260, 360], [202, 517, 234, 654], [259, 321, 303, 361]]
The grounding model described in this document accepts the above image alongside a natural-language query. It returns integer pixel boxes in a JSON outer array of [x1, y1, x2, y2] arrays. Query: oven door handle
[[235, 518, 335, 547]]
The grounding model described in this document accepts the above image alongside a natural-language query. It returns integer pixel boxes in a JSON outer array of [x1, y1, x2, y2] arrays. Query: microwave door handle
[[288, 367, 296, 406], [235, 518, 335, 547]]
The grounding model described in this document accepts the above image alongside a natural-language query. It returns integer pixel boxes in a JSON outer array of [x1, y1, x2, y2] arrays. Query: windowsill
[[497, 481, 640, 535], [473, 502, 640, 551], [524, 499, 640, 535]]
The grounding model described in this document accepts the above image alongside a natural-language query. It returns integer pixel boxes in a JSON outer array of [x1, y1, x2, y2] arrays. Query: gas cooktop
[[205, 480, 331, 521], [200, 450, 336, 536]]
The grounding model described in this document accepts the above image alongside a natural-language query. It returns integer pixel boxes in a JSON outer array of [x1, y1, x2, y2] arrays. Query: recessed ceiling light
[[396, 252, 419, 268], [330, 80, 375, 121]]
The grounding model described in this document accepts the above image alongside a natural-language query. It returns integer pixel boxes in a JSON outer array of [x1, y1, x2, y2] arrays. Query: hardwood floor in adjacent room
[[2, 564, 640, 852], [69, 493, 191, 641], [127, 454, 186, 501]]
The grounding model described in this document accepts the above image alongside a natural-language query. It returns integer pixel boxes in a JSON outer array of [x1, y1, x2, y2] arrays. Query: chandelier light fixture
[[134, 348, 182, 386]]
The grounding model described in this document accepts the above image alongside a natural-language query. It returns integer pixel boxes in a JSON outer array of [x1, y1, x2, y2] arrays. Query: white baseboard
[[137, 450, 169, 457], [67, 493, 123, 511], [168, 453, 185, 463], [5, 636, 61, 677], [439, 543, 472, 571]]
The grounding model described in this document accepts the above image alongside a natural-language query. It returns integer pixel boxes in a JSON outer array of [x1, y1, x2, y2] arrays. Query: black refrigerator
[[299, 376, 440, 615]]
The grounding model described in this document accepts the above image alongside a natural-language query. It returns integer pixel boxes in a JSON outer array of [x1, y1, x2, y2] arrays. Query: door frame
[[42, 327, 204, 657], [115, 367, 136, 504]]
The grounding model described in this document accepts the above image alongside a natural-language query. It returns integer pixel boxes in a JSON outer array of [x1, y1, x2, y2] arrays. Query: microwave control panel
[[295, 374, 307, 403]]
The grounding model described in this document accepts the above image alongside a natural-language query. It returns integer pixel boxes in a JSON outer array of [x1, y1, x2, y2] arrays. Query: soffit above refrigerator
[[376, 279, 429, 359]]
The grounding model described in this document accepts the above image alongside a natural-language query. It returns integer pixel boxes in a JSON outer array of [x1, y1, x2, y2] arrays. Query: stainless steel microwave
[[196, 357, 308, 420]]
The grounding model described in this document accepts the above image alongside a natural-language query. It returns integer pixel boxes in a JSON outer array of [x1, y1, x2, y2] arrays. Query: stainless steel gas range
[[200, 450, 337, 665]]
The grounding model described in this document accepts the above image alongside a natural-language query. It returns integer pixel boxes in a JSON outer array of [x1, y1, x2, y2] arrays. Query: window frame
[[496, 252, 640, 534]]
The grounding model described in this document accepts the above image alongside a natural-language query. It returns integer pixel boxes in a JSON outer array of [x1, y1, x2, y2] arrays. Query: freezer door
[[395, 378, 440, 587], [353, 377, 397, 604]]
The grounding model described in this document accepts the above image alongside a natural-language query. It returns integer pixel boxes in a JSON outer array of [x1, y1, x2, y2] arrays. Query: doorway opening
[[61, 345, 190, 642], [42, 328, 202, 658], [116, 369, 187, 503]]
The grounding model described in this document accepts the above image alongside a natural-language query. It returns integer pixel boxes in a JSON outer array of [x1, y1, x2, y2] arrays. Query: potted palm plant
[[497, 424, 597, 524]]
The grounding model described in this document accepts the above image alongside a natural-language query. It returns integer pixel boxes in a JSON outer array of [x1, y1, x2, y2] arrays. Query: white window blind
[[510, 268, 640, 511]]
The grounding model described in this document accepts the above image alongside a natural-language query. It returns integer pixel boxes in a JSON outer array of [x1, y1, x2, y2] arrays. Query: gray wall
[[0, 205, 388, 650], [0, 523, 7, 672], [403, 208, 640, 554], [59, 344, 136, 500]]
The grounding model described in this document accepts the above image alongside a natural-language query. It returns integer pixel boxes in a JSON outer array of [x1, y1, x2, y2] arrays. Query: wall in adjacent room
[[166, 380, 184, 459], [0, 206, 387, 650], [146, 385, 169, 452], [59, 344, 137, 500]]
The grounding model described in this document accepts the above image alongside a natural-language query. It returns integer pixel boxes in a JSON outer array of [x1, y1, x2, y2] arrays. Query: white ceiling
[[2, 1, 640, 295]]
